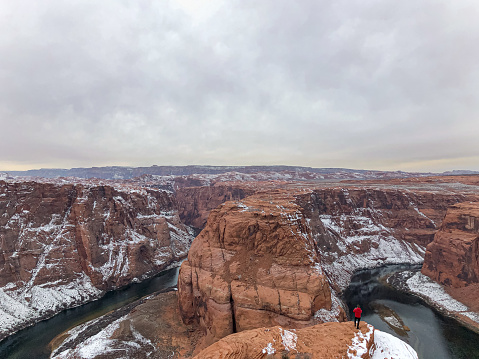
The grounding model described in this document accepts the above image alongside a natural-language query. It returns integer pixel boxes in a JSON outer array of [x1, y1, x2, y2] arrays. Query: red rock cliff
[[295, 187, 474, 290], [0, 179, 193, 340], [178, 190, 341, 348], [422, 202, 479, 288]]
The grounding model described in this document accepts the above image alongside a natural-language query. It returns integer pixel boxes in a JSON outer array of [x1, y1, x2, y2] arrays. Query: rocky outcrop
[[0, 179, 194, 340], [177, 184, 477, 347], [194, 322, 375, 359], [178, 191, 342, 348], [422, 202, 479, 288], [194, 323, 418, 359]]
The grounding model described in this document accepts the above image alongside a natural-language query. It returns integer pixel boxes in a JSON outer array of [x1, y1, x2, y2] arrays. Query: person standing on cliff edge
[[353, 304, 362, 329]]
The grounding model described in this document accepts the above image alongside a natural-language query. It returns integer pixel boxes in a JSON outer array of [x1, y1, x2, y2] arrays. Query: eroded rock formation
[[0, 179, 194, 340], [177, 183, 478, 346], [422, 202, 479, 288], [178, 191, 342, 348]]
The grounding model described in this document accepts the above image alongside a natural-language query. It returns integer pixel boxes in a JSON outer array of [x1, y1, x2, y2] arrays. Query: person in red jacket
[[353, 304, 362, 329]]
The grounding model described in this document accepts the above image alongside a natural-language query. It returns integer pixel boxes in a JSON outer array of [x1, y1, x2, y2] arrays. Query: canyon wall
[[297, 187, 471, 289], [175, 185, 254, 230], [422, 202, 479, 288], [0, 179, 194, 340]]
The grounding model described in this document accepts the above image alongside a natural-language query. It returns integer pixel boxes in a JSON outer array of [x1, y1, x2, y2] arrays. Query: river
[[0, 267, 179, 359], [343, 264, 479, 359]]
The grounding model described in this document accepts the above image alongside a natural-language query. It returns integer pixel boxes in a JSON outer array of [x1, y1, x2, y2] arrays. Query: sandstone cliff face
[[175, 185, 254, 230], [178, 191, 342, 348], [0, 179, 194, 340], [422, 202, 479, 288], [297, 187, 472, 289]]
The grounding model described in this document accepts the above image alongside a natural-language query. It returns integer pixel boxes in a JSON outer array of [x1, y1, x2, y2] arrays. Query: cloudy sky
[[1, 0, 478, 172]]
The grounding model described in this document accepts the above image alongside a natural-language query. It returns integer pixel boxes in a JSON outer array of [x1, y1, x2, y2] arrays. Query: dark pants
[[354, 317, 361, 328]]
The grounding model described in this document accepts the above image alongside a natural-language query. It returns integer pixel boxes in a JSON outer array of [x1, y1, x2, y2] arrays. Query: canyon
[[1, 169, 479, 357], [0, 178, 194, 341]]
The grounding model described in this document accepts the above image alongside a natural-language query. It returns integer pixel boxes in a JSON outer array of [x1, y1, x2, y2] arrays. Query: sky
[[1, 0, 479, 173]]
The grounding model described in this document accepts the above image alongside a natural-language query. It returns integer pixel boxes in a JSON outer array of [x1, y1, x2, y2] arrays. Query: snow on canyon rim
[[0, 178, 194, 340]]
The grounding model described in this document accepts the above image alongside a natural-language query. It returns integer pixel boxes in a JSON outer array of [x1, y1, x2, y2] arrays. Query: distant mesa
[[2, 164, 443, 180]]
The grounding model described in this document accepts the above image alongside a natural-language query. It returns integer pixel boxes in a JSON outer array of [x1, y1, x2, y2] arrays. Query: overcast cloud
[[1, 0, 478, 172]]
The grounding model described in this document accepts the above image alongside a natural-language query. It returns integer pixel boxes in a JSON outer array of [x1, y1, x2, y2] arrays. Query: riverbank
[[0, 258, 187, 344], [0, 266, 181, 359], [51, 289, 204, 359], [386, 270, 479, 334]]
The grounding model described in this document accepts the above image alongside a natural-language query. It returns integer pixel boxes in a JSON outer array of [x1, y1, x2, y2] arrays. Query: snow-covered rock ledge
[[0, 274, 104, 342], [388, 270, 479, 332], [348, 324, 418, 359], [193, 322, 417, 359], [0, 258, 186, 342], [370, 329, 418, 359]]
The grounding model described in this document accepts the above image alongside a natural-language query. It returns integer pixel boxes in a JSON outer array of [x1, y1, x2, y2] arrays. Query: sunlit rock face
[[0, 179, 194, 340], [178, 190, 341, 348], [422, 202, 479, 288]]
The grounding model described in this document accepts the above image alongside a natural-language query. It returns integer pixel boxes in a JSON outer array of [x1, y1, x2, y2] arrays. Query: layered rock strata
[[298, 187, 472, 289], [422, 202, 479, 287], [0, 179, 194, 340], [419, 202, 479, 319], [175, 185, 254, 230], [178, 185, 475, 347], [178, 191, 342, 348]]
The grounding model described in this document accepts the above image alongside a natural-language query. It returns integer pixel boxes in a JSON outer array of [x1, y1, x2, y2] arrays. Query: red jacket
[[353, 307, 362, 318]]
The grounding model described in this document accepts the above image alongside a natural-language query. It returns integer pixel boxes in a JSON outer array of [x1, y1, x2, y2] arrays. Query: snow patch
[[347, 324, 373, 359], [370, 330, 418, 359], [262, 342, 275, 355], [314, 292, 342, 322], [280, 328, 297, 351]]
